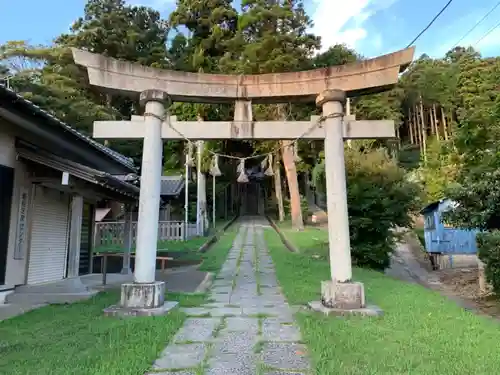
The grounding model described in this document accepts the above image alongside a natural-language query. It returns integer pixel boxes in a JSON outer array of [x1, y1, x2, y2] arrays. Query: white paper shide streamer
[[293, 142, 301, 162], [186, 142, 195, 167], [210, 154, 222, 177], [237, 158, 248, 183], [261, 153, 274, 176]]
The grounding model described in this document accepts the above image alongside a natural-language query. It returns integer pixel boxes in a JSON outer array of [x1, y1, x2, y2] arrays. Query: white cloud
[[311, 0, 370, 51], [430, 18, 500, 58], [475, 27, 500, 49], [421, 4, 500, 58], [311, 0, 399, 52]]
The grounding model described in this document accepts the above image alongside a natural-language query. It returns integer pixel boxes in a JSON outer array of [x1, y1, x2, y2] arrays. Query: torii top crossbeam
[[71, 47, 414, 104]]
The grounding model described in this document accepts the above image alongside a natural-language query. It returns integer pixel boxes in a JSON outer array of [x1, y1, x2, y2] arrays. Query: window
[[425, 214, 435, 230]]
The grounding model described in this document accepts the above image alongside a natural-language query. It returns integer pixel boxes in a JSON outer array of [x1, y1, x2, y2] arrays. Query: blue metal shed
[[420, 198, 479, 255]]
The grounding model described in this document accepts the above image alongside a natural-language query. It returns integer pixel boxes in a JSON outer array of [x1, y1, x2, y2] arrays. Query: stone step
[[0, 286, 14, 304], [0, 303, 46, 321], [5, 290, 97, 305], [13, 277, 93, 294], [7, 277, 97, 306]]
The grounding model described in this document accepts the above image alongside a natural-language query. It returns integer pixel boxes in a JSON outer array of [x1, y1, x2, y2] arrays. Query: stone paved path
[[148, 217, 311, 375]]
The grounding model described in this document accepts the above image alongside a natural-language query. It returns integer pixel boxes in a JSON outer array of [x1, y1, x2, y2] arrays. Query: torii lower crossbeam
[[94, 115, 395, 140]]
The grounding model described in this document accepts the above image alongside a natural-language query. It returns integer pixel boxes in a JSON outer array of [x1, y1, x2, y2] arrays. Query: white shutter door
[[27, 186, 70, 285]]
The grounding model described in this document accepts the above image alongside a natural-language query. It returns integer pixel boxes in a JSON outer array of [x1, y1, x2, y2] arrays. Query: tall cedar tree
[[169, 0, 238, 72], [220, 0, 320, 230], [167, 0, 239, 176]]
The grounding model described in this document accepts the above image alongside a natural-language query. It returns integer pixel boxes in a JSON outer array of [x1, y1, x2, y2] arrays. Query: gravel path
[[147, 217, 311, 375]]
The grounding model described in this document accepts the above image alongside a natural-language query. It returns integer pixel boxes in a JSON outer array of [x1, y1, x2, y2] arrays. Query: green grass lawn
[[266, 226, 500, 375], [0, 292, 185, 375], [0, 226, 237, 375]]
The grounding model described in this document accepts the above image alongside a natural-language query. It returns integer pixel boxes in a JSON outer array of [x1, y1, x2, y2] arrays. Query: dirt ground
[[436, 268, 500, 317], [404, 231, 500, 319]]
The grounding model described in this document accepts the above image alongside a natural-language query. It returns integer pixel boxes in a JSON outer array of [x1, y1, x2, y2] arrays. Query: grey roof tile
[[160, 175, 185, 196]]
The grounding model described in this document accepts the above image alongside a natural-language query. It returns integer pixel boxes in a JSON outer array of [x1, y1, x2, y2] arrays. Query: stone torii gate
[[72, 47, 414, 316]]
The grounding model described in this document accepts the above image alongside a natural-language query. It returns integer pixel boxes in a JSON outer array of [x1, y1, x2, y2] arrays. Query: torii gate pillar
[[104, 89, 178, 317], [317, 90, 352, 283], [134, 90, 166, 284], [314, 89, 371, 314]]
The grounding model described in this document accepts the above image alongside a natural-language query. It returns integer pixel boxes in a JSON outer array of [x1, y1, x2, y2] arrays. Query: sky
[[1, 0, 500, 59]]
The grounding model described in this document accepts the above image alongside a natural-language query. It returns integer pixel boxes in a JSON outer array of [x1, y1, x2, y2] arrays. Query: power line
[[406, 0, 455, 48], [452, 0, 500, 48], [474, 18, 500, 46]]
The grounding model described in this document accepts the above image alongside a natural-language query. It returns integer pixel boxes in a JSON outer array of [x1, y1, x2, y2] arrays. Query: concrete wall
[[0, 119, 31, 286]]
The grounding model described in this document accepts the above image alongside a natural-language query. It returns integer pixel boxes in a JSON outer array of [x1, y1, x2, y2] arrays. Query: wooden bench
[[94, 253, 174, 285]]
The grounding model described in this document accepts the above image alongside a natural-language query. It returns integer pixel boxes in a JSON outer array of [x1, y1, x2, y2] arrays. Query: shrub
[[346, 149, 420, 270], [313, 147, 421, 270], [476, 231, 500, 294], [345, 148, 421, 270]]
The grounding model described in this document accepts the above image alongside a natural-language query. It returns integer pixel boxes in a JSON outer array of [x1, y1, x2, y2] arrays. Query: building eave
[[16, 145, 139, 198], [0, 85, 137, 174]]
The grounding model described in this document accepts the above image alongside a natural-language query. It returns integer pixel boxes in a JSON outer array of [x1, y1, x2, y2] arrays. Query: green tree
[[0, 64, 11, 87], [417, 139, 459, 203], [313, 44, 359, 67], [395, 47, 479, 198], [0, 41, 118, 134], [219, 0, 320, 230], [167, 0, 239, 180], [441, 54, 500, 295], [167, 34, 192, 72], [169, 0, 238, 72], [444, 55, 500, 230], [57, 0, 169, 68]]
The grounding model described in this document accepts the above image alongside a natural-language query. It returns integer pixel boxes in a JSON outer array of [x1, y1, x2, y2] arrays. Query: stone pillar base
[[321, 280, 365, 309], [120, 281, 165, 308], [103, 281, 178, 317], [307, 280, 383, 317]]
